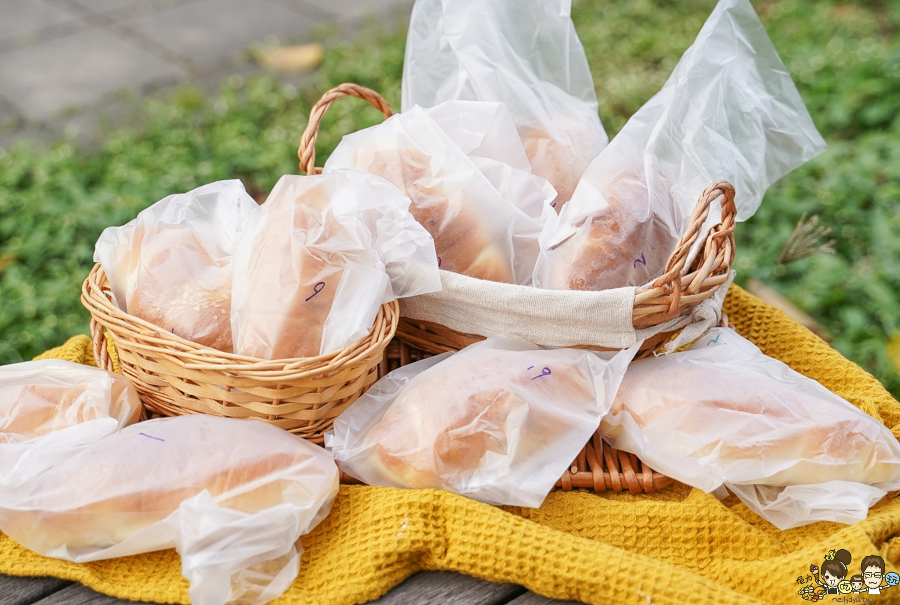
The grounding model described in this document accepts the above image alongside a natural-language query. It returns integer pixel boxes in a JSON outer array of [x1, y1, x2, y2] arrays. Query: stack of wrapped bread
[[0, 363, 339, 605], [96, 171, 441, 360], [13, 9, 892, 605]]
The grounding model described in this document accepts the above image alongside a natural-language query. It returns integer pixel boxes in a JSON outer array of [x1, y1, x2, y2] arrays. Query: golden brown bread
[[610, 358, 900, 485], [233, 178, 346, 359], [0, 416, 337, 552], [127, 226, 233, 351], [3, 383, 93, 439], [367, 349, 593, 488], [347, 145, 513, 283], [0, 370, 141, 443], [546, 204, 677, 291], [519, 116, 604, 212]]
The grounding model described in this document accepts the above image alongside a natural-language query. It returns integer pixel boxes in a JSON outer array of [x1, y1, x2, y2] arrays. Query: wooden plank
[[368, 570, 526, 605], [0, 571, 579, 605], [506, 592, 581, 605], [0, 575, 72, 605], [30, 583, 156, 605]]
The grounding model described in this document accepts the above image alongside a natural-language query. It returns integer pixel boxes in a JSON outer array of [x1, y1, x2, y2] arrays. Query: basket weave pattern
[[82, 264, 399, 443]]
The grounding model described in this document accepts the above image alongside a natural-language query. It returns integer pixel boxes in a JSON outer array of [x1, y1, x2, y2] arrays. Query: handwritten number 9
[[306, 282, 325, 302], [527, 365, 551, 380]]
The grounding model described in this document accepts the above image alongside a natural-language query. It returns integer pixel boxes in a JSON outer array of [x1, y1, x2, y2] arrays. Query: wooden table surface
[[1, 571, 576, 605]]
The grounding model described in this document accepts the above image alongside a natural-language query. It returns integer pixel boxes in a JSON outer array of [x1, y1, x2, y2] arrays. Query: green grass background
[[1, 0, 898, 397]]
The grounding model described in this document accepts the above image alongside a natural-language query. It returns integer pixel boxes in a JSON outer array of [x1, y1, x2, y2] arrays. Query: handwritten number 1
[[306, 282, 325, 302]]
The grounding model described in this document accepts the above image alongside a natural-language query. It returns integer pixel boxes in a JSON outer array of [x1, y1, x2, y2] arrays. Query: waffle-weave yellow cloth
[[3, 284, 900, 605]]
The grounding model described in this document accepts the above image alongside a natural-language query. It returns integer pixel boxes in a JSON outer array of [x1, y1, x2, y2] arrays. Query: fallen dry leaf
[[253, 43, 325, 74]]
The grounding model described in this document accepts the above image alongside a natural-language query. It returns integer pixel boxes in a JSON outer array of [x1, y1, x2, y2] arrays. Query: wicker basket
[[299, 83, 737, 356], [337, 338, 675, 494], [82, 264, 399, 443]]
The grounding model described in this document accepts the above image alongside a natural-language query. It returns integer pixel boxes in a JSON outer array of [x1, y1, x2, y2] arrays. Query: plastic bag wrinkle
[[326, 336, 637, 508]]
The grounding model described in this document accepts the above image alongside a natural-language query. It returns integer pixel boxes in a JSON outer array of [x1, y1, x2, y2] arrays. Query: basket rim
[[82, 263, 400, 377], [297, 83, 737, 326]]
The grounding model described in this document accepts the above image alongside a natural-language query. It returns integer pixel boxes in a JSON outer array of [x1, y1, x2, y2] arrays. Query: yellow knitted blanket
[[3, 284, 900, 605]]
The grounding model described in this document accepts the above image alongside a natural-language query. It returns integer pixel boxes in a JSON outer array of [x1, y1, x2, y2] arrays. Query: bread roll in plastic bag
[[534, 0, 827, 291], [0, 360, 141, 487], [231, 169, 440, 359], [94, 180, 257, 351], [325, 337, 637, 507], [402, 0, 607, 209], [599, 328, 900, 529], [324, 107, 543, 284], [0, 415, 339, 605], [426, 100, 558, 221]]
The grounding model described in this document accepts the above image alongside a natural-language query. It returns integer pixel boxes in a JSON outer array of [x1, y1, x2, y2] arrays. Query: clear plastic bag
[[599, 328, 900, 529], [230, 169, 440, 359], [94, 180, 258, 351], [325, 336, 637, 508], [534, 0, 827, 291], [324, 107, 543, 284], [402, 0, 608, 208], [0, 414, 339, 605], [0, 360, 142, 487], [426, 100, 558, 221]]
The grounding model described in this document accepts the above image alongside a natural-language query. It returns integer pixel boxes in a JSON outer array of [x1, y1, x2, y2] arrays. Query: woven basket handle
[[297, 83, 394, 175], [89, 317, 115, 372], [649, 180, 737, 314]]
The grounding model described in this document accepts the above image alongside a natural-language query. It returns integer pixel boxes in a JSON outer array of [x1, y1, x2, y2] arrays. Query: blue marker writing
[[531, 367, 551, 380], [706, 334, 721, 346], [306, 282, 325, 302], [140, 433, 165, 442]]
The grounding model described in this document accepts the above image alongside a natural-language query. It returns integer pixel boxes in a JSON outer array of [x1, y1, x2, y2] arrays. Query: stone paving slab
[[0, 0, 414, 148], [0, 26, 187, 121], [0, 0, 80, 44], [121, 0, 320, 67]]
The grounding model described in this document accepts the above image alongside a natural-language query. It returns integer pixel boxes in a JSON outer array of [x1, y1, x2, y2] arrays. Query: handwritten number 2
[[306, 282, 325, 302], [633, 252, 646, 268]]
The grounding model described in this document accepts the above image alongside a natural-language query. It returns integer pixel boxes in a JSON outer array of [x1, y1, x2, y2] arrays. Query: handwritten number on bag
[[306, 282, 325, 302], [706, 334, 721, 346], [438, 257, 442, 268], [633, 253, 646, 268], [527, 365, 551, 380], [139, 433, 165, 442]]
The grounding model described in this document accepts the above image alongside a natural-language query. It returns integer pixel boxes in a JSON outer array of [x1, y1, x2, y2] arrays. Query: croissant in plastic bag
[[94, 180, 257, 351], [402, 0, 607, 209], [324, 107, 543, 284], [0, 415, 339, 605], [534, 0, 828, 291], [230, 169, 440, 359], [326, 336, 637, 507], [0, 360, 142, 487], [600, 328, 900, 529]]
